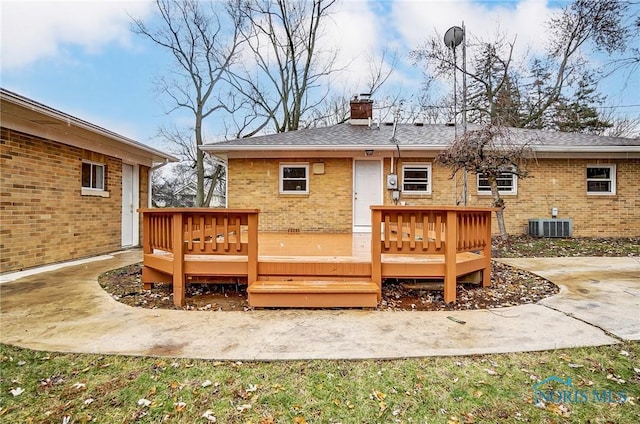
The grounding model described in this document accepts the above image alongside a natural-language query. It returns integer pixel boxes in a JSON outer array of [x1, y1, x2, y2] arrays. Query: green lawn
[[1, 342, 638, 423]]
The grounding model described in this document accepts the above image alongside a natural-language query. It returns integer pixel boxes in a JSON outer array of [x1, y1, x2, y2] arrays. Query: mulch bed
[[98, 262, 558, 312], [99, 236, 638, 312]]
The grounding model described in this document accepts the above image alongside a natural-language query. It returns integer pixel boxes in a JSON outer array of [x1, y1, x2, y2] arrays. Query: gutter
[[200, 144, 640, 154]]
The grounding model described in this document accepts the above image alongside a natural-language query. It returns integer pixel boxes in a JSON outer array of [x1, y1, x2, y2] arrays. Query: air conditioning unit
[[528, 219, 573, 238]]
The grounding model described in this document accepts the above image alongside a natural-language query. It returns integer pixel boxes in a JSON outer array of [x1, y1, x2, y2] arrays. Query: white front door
[[121, 164, 135, 246], [353, 160, 382, 232]]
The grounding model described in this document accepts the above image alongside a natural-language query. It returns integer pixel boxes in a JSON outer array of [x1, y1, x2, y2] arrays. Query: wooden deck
[[139, 207, 494, 308]]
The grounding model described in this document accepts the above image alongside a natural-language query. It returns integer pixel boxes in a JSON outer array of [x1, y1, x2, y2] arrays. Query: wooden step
[[248, 279, 379, 308]]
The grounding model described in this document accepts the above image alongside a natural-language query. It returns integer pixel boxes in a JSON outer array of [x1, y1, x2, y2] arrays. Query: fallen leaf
[[10, 387, 24, 397], [72, 382, 86, 390], [547, 402, 571, 417], [237, 404, 251, 412], [201, 410, 217, 422], [174, 401, 186, 412], [372, 390, 386, 401], [294, 417, 307, 424]]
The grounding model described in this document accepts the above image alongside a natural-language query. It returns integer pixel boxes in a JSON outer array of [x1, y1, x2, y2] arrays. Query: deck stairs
[[247, 257, 379, 308]]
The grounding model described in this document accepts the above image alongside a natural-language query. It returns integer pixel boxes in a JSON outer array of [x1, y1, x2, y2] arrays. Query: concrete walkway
[[1, 250, 637, 360]]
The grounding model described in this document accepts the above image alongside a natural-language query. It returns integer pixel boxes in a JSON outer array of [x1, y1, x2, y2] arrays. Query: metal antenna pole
[[462, 21, 468, 206], [444, 26, 464, 206]]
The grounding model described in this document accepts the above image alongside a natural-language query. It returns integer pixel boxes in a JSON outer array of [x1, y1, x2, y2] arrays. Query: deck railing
[[140, 208, 259, 305], [140, 206, 493, 306], [371, 206, 494, 302]]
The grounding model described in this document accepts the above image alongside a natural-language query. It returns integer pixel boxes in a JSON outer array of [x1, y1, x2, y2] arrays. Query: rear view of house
[[202, 96, 640, 237], [0, 89, 176, 273]]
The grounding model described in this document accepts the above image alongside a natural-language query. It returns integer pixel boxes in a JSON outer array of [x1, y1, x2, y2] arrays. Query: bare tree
[[411, 0, 632, 129], [601, 111, 640, 138], [527, 0, 632, 127], [436, 125, 535, 241], [411, 31, 521, 126], [226, 0, 339, 136], [132, 0, 243, 206], [158, 126, 226, 206]]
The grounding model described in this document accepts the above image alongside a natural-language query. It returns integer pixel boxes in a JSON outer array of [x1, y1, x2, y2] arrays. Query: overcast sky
[[2, 0, 638, 149]]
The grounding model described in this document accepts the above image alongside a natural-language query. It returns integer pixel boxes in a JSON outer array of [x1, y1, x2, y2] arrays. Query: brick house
[[0, 89, 176, 273], [202, 98, 640, 237]]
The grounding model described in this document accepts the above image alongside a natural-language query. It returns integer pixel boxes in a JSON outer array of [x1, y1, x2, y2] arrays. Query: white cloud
[[315, 0, 559, 98], [0, 0, 154, 70], [391, 0, 553, 58]]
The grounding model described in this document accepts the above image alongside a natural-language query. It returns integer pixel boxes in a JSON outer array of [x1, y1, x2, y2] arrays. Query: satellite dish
[[444, 26, 464, 49]]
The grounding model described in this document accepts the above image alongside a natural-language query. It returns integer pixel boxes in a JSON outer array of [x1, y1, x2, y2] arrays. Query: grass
[[3, 237, 639, 422], [1, 342, 638, 423]]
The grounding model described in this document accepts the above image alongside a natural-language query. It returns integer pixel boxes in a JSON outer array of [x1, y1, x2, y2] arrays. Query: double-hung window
[[279, 163, 309, 194], [82, 161, 105, 190], [402, 163, 431, 194], [586, 165, 616, 195], [477, 172, 517, 195]]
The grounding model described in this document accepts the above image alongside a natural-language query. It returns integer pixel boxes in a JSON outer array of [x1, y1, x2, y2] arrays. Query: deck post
[[142, 212, 151, 254], [444, 210, 458, 303], [172, 212, 185, 307], [482, 211, 492, 288], [247, 211, 259, 286], [141, 211, 153, 290], [371, 207, 382, 300]]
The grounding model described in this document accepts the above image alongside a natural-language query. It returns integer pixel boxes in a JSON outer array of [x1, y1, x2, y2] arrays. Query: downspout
[[148, 159, 171, 207]]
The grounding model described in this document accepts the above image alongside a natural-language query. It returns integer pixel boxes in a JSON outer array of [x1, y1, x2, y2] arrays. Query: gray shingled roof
[[202, 123, 640, 152]]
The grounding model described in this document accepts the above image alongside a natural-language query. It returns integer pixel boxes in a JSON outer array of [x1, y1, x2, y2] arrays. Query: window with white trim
[[402, 163, 431, 194], [477, 172, 517, 195], [586, 165, 616, 194], [279, 163, 309, 194], [82, 161, 105, 190]]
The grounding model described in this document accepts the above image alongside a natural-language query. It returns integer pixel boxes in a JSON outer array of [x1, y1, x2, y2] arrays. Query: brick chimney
[[350, 94, 373, 125]]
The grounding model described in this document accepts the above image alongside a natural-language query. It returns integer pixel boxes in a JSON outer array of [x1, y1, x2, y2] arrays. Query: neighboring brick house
[[202, 98, 640, 237], [0, 89, 176, 273]]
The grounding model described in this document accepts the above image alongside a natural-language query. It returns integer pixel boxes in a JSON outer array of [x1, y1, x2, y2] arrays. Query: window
[[82, 161, 105, 190], [477, 172, 517, 195], [587, 165, 616, 195], [280, 164, 309, 194], [402, 163, 431, 194]]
